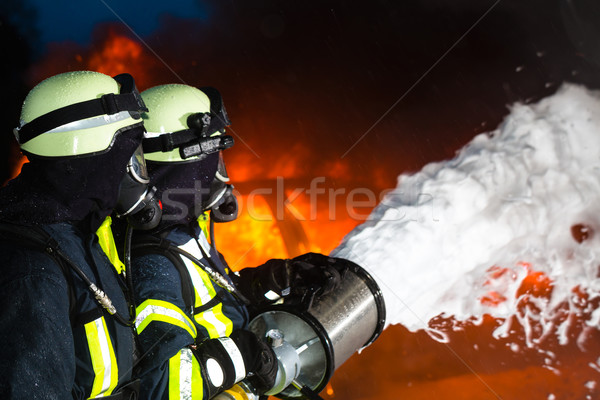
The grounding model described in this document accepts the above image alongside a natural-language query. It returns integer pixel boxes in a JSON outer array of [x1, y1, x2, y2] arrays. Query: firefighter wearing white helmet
[[128, 84, 345, 399], [0, 70, 157, 399]]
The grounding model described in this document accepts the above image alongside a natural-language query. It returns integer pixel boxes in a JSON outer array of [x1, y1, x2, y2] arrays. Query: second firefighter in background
[[127, 84, 345, 399]]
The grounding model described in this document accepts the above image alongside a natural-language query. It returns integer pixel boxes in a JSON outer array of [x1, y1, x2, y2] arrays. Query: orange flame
[[214, 157, 363, 269], [6, 142, 28, 183], [213, 195, 288, 270], [325, 383, 335, 397], [7, 30, 158, 184], [480, 262, 554, 307], [86, 29, 153, 88]]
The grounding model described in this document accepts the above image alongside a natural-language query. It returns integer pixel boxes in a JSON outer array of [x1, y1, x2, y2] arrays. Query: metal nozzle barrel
[[248, 261, 386, 398]]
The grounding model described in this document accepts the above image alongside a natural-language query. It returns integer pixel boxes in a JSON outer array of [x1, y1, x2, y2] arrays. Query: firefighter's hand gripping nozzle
[[263, 329, 304, 397], [220, 256, 386, 400], [213, 328, 319, 400], [216, 256, 386, 400]]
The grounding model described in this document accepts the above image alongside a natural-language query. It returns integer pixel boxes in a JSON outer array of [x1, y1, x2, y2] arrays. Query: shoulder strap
[[131, 236, 195, 314], [0, 222, 77, 323], [193, 291, 225, 314]]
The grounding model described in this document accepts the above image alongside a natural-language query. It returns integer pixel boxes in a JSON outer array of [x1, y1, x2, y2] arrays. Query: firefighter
[[130, 83, 345, 399], [0, 70, 155, 399]]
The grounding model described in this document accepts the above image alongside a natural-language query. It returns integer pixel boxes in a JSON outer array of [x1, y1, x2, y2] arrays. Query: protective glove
[[191, 330, 277, 397], [234, 252, 348, 307], [291, 252, 346, 296], [230, 330, 277, 394]]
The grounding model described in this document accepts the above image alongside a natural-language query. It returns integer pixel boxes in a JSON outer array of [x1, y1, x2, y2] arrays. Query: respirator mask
[[203, 152, 238, 223], [114, 143, 162, 230]]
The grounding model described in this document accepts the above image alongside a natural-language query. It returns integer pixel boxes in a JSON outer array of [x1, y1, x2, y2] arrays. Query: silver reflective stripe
[[46, 111, 131, 133], [195, 235, 212, 259], [178, 240, 229, 337], [179, 239, 212, 304], [135, 301, 196, 338], [218, 337, 246, 383], [85, 316, 118, 398], [95, 318, 114, 395], [180, 348, 194, 400]]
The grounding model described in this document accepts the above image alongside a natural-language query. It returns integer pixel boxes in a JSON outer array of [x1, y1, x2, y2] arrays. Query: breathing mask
[[204, 153, 238, 223], [114, 143, 162, 230]]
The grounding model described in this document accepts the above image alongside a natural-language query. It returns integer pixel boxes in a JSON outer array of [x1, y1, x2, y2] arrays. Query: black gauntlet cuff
[[191, 337, 247, 398]]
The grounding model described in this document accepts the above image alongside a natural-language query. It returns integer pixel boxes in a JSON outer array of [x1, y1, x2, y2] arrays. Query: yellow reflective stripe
[[169, 348, 203, 400], [197, 213, 210, 241], [95, 216, 125, 275], [181, 253, 232, 337], [191, 349, 202, 397], [177, 240, 234, 338], [215, 303, 233, 337], [169, 352, 181, 400], [196, 265, 232, 336], [135, 299, 197, 339], [190, 264, 224, 338], [189, 266, 213, 307], [85, 317, 118, 398], [194, 302, 233, 338], [194, 311, 220, 339], [197, 268, 217, 299], [178, 240, 215, 307]]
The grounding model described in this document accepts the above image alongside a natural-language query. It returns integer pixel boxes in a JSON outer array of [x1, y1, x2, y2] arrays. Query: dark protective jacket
[[0, 221, 135, 399], [0, 125, 142, 399], [131, 221, 248, 399]]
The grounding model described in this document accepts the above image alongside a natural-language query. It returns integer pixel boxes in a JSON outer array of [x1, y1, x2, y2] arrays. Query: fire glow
[[86, 29, 152, 87]]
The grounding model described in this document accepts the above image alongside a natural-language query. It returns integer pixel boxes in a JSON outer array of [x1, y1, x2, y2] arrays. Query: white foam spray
[[332, 84, 600, 341]]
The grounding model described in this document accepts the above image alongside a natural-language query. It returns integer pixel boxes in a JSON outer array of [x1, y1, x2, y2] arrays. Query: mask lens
[[128, 144, 149, 184]]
